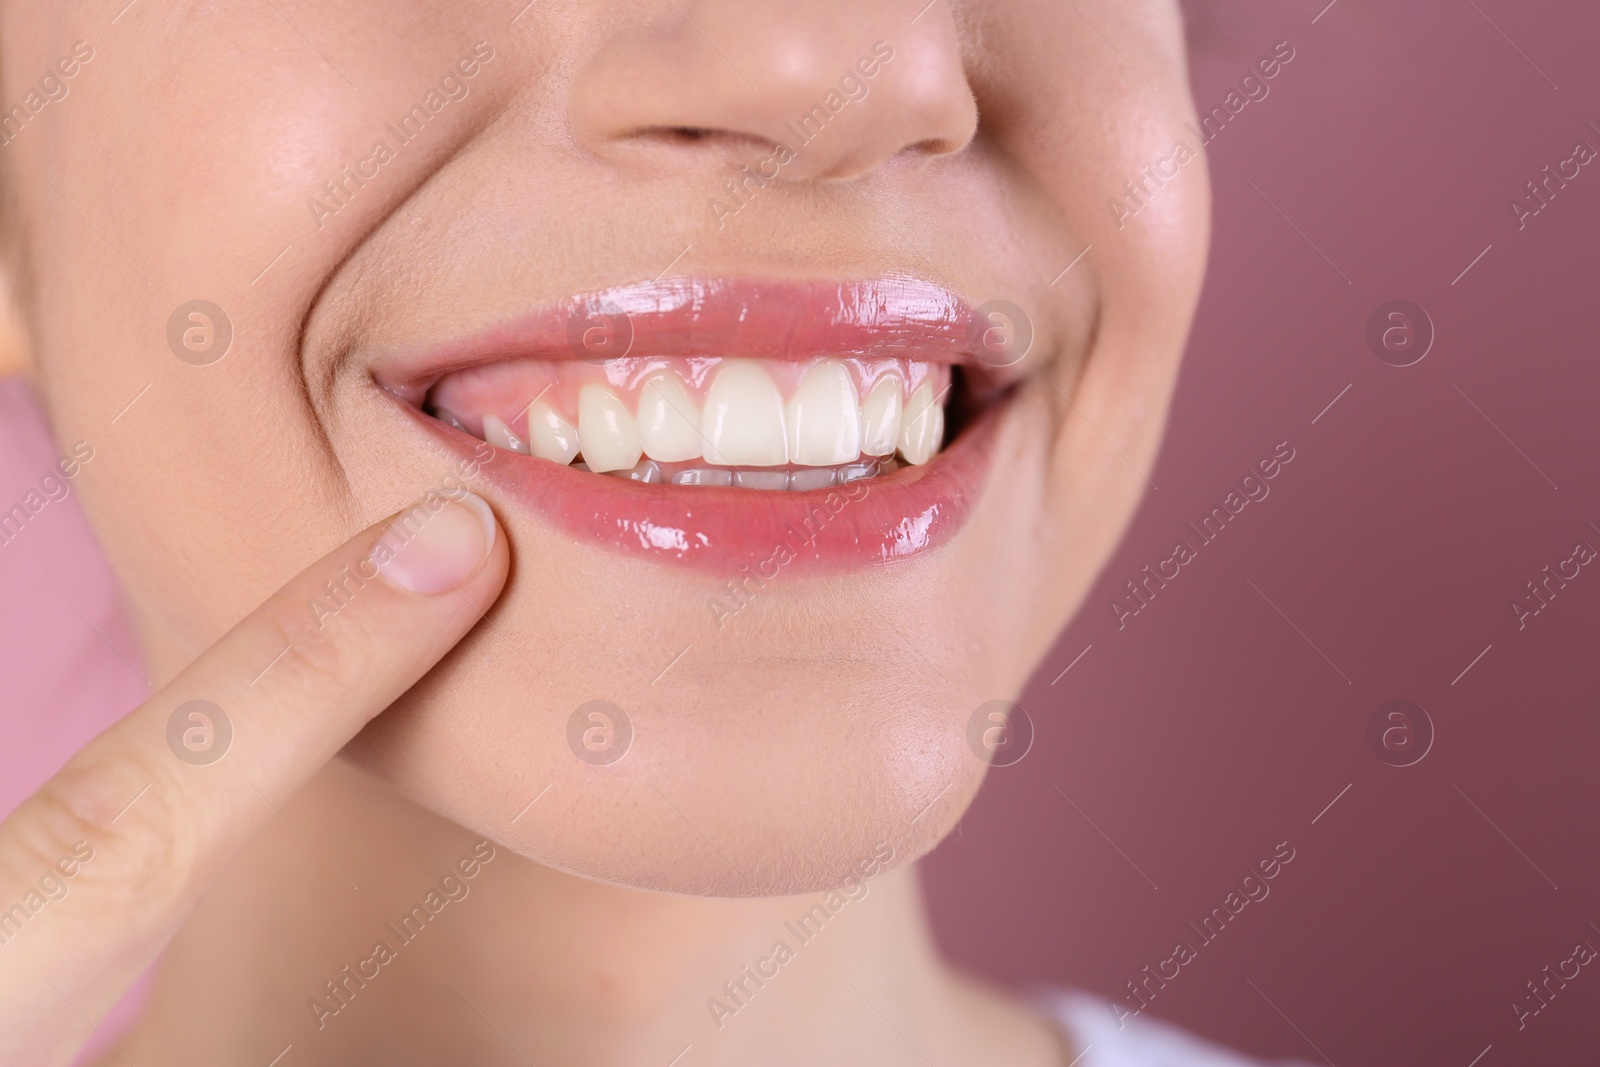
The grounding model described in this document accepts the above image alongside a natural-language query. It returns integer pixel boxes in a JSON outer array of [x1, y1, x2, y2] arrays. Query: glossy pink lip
[[376, 277, 1003, 571]]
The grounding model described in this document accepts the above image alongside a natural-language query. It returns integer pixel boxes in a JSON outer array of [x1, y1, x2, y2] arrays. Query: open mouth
[[428, 357, 949, 487], [374, 277, 1021, 570]]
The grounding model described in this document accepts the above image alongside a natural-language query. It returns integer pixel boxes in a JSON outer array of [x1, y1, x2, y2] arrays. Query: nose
[[570, 0, 978, 181]]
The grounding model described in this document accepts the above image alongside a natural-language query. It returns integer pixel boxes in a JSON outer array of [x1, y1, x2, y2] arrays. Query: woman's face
[[5, 0, 1206, 894]]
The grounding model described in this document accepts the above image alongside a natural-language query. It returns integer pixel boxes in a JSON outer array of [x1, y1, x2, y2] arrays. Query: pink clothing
[[0, 377, 151, 1063], [0, 376, 148, 809]]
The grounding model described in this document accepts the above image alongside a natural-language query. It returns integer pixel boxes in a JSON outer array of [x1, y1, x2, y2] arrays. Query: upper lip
[[370, 275, 987, 402]]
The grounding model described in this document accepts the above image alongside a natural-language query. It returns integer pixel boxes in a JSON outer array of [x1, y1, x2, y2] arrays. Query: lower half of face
[[12, 0, 1207, 893]]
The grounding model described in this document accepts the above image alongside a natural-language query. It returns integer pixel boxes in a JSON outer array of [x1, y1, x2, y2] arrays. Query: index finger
[[0, 490, 508, 1065]]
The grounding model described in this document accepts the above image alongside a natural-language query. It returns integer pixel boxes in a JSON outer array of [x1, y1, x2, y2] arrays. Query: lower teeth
[[568, 457, 897, 490]]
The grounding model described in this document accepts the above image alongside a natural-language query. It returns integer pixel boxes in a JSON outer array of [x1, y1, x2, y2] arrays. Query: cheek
[[24, 4, 508, 661], [986, 1, 1207, 275], [974, 6, 1208, 660]]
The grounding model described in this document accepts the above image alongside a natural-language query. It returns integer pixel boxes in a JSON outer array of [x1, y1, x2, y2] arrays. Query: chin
[[346, 656, 999, 897]]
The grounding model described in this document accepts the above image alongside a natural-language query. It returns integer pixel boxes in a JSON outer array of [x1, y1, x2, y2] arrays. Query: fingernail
[[370, 492, 498, 595]]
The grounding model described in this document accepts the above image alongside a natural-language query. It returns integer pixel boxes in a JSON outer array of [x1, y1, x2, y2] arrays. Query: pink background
[[3, 0, 1598, 1062], [925, 0, 1600, 1063]]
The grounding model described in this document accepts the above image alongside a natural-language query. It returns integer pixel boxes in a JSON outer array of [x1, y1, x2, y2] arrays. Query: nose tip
[[570, 3, 978, 182], [761, 34, 977, 181]]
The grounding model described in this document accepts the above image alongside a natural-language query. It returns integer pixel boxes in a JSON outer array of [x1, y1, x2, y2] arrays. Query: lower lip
[[408, 403, 1001, 573]]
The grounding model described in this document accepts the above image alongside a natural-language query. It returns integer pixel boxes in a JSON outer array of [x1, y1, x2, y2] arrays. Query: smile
[[374, 277, 1023, 570]]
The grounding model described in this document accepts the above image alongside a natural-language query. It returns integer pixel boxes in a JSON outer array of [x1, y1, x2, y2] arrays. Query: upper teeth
[[700, 359, 789, 469], [526, 400, 581, 465], [859, 375, 903, 458], [576, 385, 643, 473], [787, 360, 862, 466], [442, 357, 948, 474], [899, 382, 944, 466], [637, 373, 702, 463]]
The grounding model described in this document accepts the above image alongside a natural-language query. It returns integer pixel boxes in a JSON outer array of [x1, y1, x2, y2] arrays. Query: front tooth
[[786, 360, 862, 466], [702, 360, 787, 466], [897, 382, 944, 466], [637, 372, 703, 463], [578, 384, 642, 473], [482, 413, 528, 454], [526, 400, 581, 465], [859, 374, 903, 457]]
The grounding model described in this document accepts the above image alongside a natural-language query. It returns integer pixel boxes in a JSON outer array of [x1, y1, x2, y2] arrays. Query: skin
[[0, 1, 1208, 1064]]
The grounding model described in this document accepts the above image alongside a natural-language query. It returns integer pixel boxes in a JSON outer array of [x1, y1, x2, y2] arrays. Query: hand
[[0, 490, 509, 1065]]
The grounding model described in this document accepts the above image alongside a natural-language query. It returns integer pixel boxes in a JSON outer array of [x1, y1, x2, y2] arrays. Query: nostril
[[907, 136, 964, 159], [667, 126, 711, 143], [571, 11, 978, 181], [631, 125, 735, 147], [630, 125, 782, 164]]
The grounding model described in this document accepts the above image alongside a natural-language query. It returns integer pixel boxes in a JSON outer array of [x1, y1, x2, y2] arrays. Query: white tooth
[[637, 372, 703, 463], [839, 459, 880, 483], [525, 400, 581, 465], [859, 374, 903, 457], [702, 360, 787, 466], [733, 470, 789, 491], [482, 413, 528, 454], [578, 384, 642, 473], [616, 459, 662, 483], [926, 406, 945, 462], [671, 468, 733, 487], [897, 383, 944, 466], [787, 467, 837, 492], [786, 360, 862, 466]]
